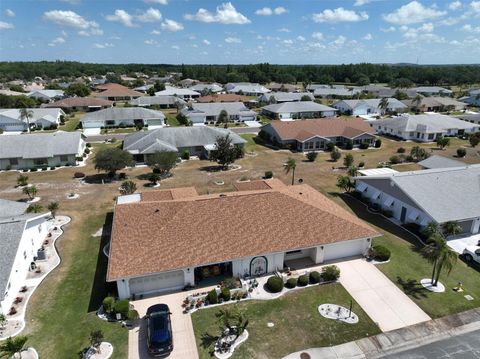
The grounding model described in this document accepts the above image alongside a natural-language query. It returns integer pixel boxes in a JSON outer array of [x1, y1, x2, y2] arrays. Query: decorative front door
[[250, 256, 268, 277]]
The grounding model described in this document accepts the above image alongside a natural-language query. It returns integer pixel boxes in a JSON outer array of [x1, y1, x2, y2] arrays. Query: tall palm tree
[[283, 157, 296, 185], [0, 335, 28, 358], [379, 97, 389, 115], [442, 221, 462, 237], [421, 234, 457, 286], [26, 203, 43, 213], [19, 108, 34, 133], [22, 185, 38, 200], [433, 244, 457, 286], [422, 222, 440, 239], [47, 201, 59, 218]]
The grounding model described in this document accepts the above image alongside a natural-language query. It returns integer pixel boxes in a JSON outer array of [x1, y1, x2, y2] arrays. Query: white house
[[355, 165, 480, 234], [154, 86, 200, 100], [0, 199, 51, 315], [410, 86, 453, 97], [333, 98, 408, 115], [128, 96, 187, 109], [0, 108, 65, 132], [27, 89, 64, 102], [225, 83, 270, 96], [189, 83, 223, 94], [81, 107, 165, 129], [107, 180, 379, 299], [261, 101, 338, 120], [258, 92, 314, 103], [180, 102, 257, 125]]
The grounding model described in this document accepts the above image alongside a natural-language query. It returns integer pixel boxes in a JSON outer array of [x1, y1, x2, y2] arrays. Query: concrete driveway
[[447, 233, 480, 254], [337, 259, 431, 332]]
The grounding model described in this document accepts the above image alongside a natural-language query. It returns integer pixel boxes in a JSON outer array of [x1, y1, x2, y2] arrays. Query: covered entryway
[[323, 239, 367, 262], [129, 270, 184, 296], [194, 262, 232, 287]]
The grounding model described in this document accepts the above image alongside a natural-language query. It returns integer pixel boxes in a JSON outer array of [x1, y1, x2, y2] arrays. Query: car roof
[[465, 245, 480, 252], [147, 304, 170, 314]]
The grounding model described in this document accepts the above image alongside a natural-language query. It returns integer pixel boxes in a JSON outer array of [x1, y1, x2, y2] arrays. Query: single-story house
[[410, 86, 453, 97], [260, 117, 376, 151], [458, 95, 480, 107], [261, 101, 337, 120], [0, 108, 65, 132], [0, 131, 85, 170], [94, 83, 144, 101], [128, 96, 187, 109], [402, 97, 467, 112], [81, 107, 165, 129], [455, 113, 480, 125], [196, 94, 251, 103], [417, 155, 465, 170], [372, 114, 480, 142], [27, 89, 64, 102], [359, 85, 395, 98], [355, 165, 480, 234], [133, 84, 153, 93], [266, 83, 301, 92], [154, 86, 200, 100], [189, 83, 223, 94], [469, 89, 480, 96], [258, 92, 314, 103], [107, 180, 379, 298], [0, 199, 51, 315], [43, 97, 114, 112], [177, 78, 198, 88], [123, 126, 246, 162], [333, 98, 408, 115], [306, 84, 348, 92], [0, 89, 25, 96], [181, 102, 257, 125], [225, 83, 270, 96]]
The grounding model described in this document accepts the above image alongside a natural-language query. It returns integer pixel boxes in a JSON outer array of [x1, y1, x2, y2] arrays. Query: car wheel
[[464, 254, 473, 262]]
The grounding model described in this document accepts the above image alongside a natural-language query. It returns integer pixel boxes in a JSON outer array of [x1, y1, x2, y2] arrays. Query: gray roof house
[[410, 86, 453, 97], [0, 199, 51, 315], [128, 95, 187, 108], [455, 113, 480, 125], [333, 98, 408, 116], [458, 95, 480, 107], [0, 131, 86, 170], [417, 155, 465, 169], [261, 101, 338, 120], [123, 126, 246, 161], [258, 92, 314, 103], [225, 83, 270, 96], [355, 165, 480, 234], [181, 102, 257, 125], [81, 107, 165, 129], [27, 89, 64, 102], [0, 108, 66, 132], [154, 86, 200, 100], [372, 114, 479, 142], [189, 83, 223, 93]]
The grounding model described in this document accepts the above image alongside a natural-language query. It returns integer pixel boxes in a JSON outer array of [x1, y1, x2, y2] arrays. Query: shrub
[[359, 142, 370, 150], [374, 139, 382, 148], [31, 168, 38, 172], [457, 147, 467, 158], [371, 245, 391, 261], [50, 166, 56, 170], [345, 140, 353, 150], [84, 148, 91, 154], [74, 172, 85, 178], [220, 288, 231, 301], [207, 289, 218, 304], [325, 142, 335, 152], [266, 276, 284, 293], [102, 296, 115, 313], [306, 151, 318, 162], [75, 156, 83, 162], [127, 309, 139, 321], [285, 278, 297, 288], [309, 271, 321, 284], [321, 265, 341, 281], [405, 155, 414, 162], [358, 161, 365, 168], [264, 170, 273, 179], [397, 147, 406, 153], [113, 299, 130, 318], [181, 149, 190, 160], [297, 275, 309, 287], [86, 142, 92, 148], [389, 155, 400, 164], [222, 277, 238, 289]]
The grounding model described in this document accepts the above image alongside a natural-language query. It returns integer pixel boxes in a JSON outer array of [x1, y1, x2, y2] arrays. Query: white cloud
[[44, 10, 101, 35], [449, 1, 462, 10], [48, 36, 66, 47], [363, 33, 373, 40], [185, 2, 250, 24], [354, 0, 371, 5], [94, 43, 114, 49], [225, 36, 241, 43], [106, 9, 135, 27], [332, 35, 347, 45], [274, 7, 288, 15], [151, 30, 161, 35], [255, 7, 273, 16], [277, 27, 290, 32], [461, 23, 480, 32], [60, 0, 81, 4], [202, 39, 211, 45], [311, 32, 324, 40], [381, 26, 396, 32], [0, 21, 14, 30], [171, 45, 180, 50], [144, 39, 158, 45], [313, 7, 369, 23], [144, 0, 168, 4], [383, 1, 446, 25], [283, 39, 293, 44], [297, 36, 306, 41], [5, 9, 15, 17], [161, 19, 183, 32], [200, 51, 208, 55], [439, 17, 460, 26], [136, 8, 162, 23], [470, 0, 480, 12]]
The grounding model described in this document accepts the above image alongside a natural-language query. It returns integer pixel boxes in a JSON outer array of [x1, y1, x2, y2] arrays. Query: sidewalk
[[283, 307, 480, 359]]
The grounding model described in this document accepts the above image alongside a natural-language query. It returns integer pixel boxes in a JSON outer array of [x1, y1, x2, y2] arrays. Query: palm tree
[[26, 203, 43, 213], [442, 221, 462, 237], [421, 234, 457, 286], [283, 157, 296, 185], [433, 244, 457, 286], [89, 330, 104, 353], [16, 175, 28, 187], [379, 97, 389, 115], [119, 180, 137, 195], [413, 95, 422, 111], [0, 335, 28, 358], [19, 108, 34, 133], [47, 201, 59, 218], [22, 185, 37, 200], [422, 222, 440, 238]]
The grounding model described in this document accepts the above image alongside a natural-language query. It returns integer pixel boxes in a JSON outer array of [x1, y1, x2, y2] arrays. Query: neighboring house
[[0, 108, 65, 132], [43, 97, 114, 112], [197, 94, 251, 103], [261, 101, 337, 120], [372, 114, 480, 142], [0, 199, 51, 315], [27, 90, 64, 102], [258, 92, 314, 103], [458, 95, 480, 107], [418, 155, 465, 170], [359, 85, 395, 97], [123, 126, 246, 162], [128, 96, 186, 109], [177, 78, 198, 88], [455, 113, 480, 125], [403, 97, 467, 112], [225, 83, 271, 96], [306, 84, 348, 92], [95, 83, 144, 101], [107, 180, 379, 298], [133, 84, 153, 93], [154, 86, 200, 100], [260, 117, 376, 151], [189, 83, 223, 94], [469, 89, 480, 96], [0, 131, 85, 170], [266, 83, 301, 92], [333, 98, 407, 115], [410, 86, 453, 97], [0, 89, 25, 96], [312, 87, 362, 98], [355, 165, 480, 234], [181, 102, 257, 125], [81, 108, 165, 129]]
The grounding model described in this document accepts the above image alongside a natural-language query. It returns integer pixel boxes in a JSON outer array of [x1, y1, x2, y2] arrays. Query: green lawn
[[59, 112, 83, 132], [192, 283, 380, 359], [166, 113, 180, 127], [240, 134, 257, 152], [101, 127, 137, 134]]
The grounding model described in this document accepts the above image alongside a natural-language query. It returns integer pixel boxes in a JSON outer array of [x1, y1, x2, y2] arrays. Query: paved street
[[382, 329, 480, 359]]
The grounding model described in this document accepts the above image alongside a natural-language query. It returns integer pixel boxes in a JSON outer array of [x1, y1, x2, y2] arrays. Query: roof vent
[[219, 194, 227, 198], [155, 209, 160, 213], [299, 192, 303, 195]]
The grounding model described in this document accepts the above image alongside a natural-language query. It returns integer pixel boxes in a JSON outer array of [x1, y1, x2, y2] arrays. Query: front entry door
[[400, 207, 407, 223], [250, 256, 268, 277]]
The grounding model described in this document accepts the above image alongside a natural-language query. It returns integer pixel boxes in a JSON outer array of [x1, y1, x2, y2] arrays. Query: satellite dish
[[298, 178, 304, 184]]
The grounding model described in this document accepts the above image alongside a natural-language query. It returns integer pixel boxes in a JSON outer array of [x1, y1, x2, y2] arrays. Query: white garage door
[[129, 270, 184, 296], [323, 239, 366, 262]]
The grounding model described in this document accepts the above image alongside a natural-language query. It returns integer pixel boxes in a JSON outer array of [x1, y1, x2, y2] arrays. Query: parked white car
[[462, 246, 480, 263]]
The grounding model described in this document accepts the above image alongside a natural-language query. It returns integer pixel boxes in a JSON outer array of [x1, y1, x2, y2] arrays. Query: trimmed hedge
[[264, 170, 273, 179], [371, 245, 391, 261], [102, 296, 114, 313], [309, 271, 321, 284], [207, 289, 218, 304], [220, 288, 231, 301], [285, 278, 297, 289], [113, 299, 130, 317], [321, 265, 341, 281], [266, 276, 284, 293], [297, 275, 309, 287]]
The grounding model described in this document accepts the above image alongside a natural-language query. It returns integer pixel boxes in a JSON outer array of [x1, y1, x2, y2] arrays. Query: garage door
[[129, 270, 184, 296], [323, 239, 366, 262]]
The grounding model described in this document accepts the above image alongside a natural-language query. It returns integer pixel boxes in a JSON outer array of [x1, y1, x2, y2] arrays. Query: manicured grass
[[166, 113, 180, 127], [240, 134, 257, 152], [192, 283, 380, 359], [101, 127, 137, 134], [59, 112, 83, 132]]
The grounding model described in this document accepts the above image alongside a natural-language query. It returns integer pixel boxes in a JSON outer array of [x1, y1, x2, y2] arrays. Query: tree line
[[1, 61, 479, 86]]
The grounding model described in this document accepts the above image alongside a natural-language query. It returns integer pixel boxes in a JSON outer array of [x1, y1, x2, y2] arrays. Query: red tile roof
[[94, 83, 144, 98], [44, 97, 113, 109]]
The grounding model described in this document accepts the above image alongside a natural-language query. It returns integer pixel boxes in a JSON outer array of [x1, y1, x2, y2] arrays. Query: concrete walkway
[[337, 259, 431, 332]]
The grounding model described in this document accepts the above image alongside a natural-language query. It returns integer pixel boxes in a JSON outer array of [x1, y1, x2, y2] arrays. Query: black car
[[146, 304, 173, 357]]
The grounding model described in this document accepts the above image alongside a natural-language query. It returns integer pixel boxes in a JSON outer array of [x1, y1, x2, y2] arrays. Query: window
[[286, 250, 301, 255], [60, 155, 68, 162], [9, 158, 18, 166], [428, 134, 434, 140], [33, 158, 47, 166]]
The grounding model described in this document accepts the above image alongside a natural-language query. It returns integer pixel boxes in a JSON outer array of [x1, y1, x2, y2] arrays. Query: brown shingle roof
[[233, 179, 285, 191], [141, 187, 198, 202], [197, 94, 251, 103], [107, 183, 379, 281], [44, 97, 113, 109], [267, 117, 375, 142], [95, 83, 144, 98]]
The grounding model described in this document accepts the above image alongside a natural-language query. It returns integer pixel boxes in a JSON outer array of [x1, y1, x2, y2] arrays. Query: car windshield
[[149, 311, 171, 346]]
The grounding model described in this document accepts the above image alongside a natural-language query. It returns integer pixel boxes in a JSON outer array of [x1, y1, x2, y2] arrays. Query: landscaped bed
[[191, 283, 380, 359]]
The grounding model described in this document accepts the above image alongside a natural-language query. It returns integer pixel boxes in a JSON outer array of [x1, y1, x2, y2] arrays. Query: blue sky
[[1, 0, 479, 64]]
